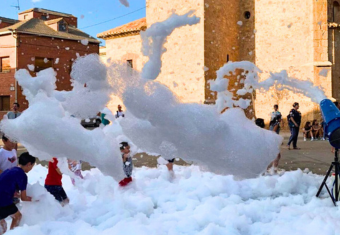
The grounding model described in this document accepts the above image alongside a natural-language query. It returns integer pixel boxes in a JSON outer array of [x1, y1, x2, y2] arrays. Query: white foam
[[6, 164, 338, 235]]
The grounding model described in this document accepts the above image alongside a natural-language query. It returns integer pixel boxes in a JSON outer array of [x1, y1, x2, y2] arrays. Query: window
[[127, 60, 133, 69], [24, 14, 28, 20], [244, 11, 251, 19], [334, 1, 340, 22], [0, 57, 10, 72], [59, 22, 67, 32], [0, 96, 10, 111], [41, 15, 47, 20], [35, 57, 53, 72]]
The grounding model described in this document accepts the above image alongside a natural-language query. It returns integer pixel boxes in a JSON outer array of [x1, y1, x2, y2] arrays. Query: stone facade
[[146, 0, 205, 103], [99, 0, 339, 125]]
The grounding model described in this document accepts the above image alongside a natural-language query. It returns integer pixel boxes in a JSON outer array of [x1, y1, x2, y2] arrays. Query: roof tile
[[0, 18, 99, 43], [97, 18, 146, 38]]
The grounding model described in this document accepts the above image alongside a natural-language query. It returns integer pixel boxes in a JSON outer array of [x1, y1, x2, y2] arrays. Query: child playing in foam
[[68, 159, 83, 185], [0, 152, 35, 235], [44, 158, 69, 205], [119, 142, 133, 187]]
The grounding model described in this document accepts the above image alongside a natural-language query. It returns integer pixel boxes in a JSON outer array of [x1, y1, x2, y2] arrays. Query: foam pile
[[0, 55, 125, 180], [5, 164, 339, 235]]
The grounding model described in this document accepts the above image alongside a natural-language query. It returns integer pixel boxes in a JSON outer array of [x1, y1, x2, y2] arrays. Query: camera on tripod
[[316, 99, 340, 205]]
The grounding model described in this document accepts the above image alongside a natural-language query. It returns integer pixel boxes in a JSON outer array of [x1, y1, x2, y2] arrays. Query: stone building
[[0, 8, 100, 119], [99, 46, 107, 62], [98, 0, 339, 124]]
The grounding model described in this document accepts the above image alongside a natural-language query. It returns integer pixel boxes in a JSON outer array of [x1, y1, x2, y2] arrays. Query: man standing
[[6, 103, 21, 120]]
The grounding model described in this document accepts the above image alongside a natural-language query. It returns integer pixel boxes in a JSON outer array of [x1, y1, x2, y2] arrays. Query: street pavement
[[3, 131, 336, 175], [279, 132, 333, 175]]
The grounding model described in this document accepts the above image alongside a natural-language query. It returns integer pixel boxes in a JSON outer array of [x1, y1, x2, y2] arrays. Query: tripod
[[316, 149, 340, 206]]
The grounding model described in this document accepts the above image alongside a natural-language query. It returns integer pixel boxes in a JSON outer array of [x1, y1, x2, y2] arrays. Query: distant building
[[99, 46, 107, 63], [98, 0, 340, 124], [0, 8, 100, 119]]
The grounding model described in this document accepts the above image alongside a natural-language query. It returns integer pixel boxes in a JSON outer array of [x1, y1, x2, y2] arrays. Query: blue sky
[[0, 0, 146, 45]]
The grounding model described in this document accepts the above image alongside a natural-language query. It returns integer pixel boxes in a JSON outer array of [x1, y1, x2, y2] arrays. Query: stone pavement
[[279, 131, 333, 175], [2, 131, 335, 175]]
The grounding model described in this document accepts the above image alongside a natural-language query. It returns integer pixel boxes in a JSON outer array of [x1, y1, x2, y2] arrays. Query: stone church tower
[[99, 0, 340, 124]]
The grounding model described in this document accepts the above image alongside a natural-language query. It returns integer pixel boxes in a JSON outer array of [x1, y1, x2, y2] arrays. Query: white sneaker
[[322, 138, 325, 141], [311, 137, 314, 141], [304, 137, 306, 141]]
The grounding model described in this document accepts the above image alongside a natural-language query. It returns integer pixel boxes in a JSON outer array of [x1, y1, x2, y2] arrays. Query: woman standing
[[287, 102, 301, 150]]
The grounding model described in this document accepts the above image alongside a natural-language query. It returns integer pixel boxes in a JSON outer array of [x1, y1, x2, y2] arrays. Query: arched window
[[334, 1, 340, 22]]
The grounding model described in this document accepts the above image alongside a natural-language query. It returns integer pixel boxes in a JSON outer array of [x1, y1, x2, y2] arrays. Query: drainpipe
[[8, 29, 18, 102]]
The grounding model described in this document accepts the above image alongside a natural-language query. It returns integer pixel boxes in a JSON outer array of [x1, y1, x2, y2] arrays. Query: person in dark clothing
[[0, 152, 35, 234], [287, 102, 301, 150]]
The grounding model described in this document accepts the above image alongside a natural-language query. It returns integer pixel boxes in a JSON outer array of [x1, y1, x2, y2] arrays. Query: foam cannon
[[316, 99, 340, 205]]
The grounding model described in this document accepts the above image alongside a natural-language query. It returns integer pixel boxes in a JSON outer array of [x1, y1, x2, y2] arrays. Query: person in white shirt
[[115, 105, 125, 118], [0, 135, 17, 174]]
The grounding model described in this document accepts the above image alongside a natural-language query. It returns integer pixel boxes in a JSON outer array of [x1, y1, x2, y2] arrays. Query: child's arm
[[122, 154, 128, 163], [20, 190, 32, 202], [55, 167, 62, 175]]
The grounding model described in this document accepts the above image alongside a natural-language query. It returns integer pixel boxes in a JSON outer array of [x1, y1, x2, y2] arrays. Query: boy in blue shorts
[[0, 152, 35, 234]]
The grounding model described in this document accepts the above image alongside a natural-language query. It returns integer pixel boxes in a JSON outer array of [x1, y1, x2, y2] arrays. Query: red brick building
[[0, 8, 100, 119]]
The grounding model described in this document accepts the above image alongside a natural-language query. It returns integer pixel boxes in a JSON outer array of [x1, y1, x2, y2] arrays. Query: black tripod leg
[[335, 163, 340, 202], [324, 183, 336, 206], [316, 164, 334, 197]]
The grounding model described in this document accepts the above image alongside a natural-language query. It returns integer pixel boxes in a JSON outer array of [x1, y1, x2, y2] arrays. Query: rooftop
[[0, 16, 20, 25], [97, 18, 146, 39], [0, 18, 99, 43], [19, 8, 74, 18], [44, 18, 65, 25]]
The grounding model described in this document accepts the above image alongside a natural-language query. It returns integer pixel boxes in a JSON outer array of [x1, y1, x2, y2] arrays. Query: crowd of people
[[264, 100, 340, 173]]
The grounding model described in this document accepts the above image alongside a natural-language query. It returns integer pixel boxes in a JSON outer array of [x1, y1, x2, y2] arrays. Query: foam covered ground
[[6, 164, 340, 235]]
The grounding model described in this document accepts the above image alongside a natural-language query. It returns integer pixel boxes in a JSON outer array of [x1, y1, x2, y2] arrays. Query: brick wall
[[0, 34, 16, 118], [0, 33, 99, 119]]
